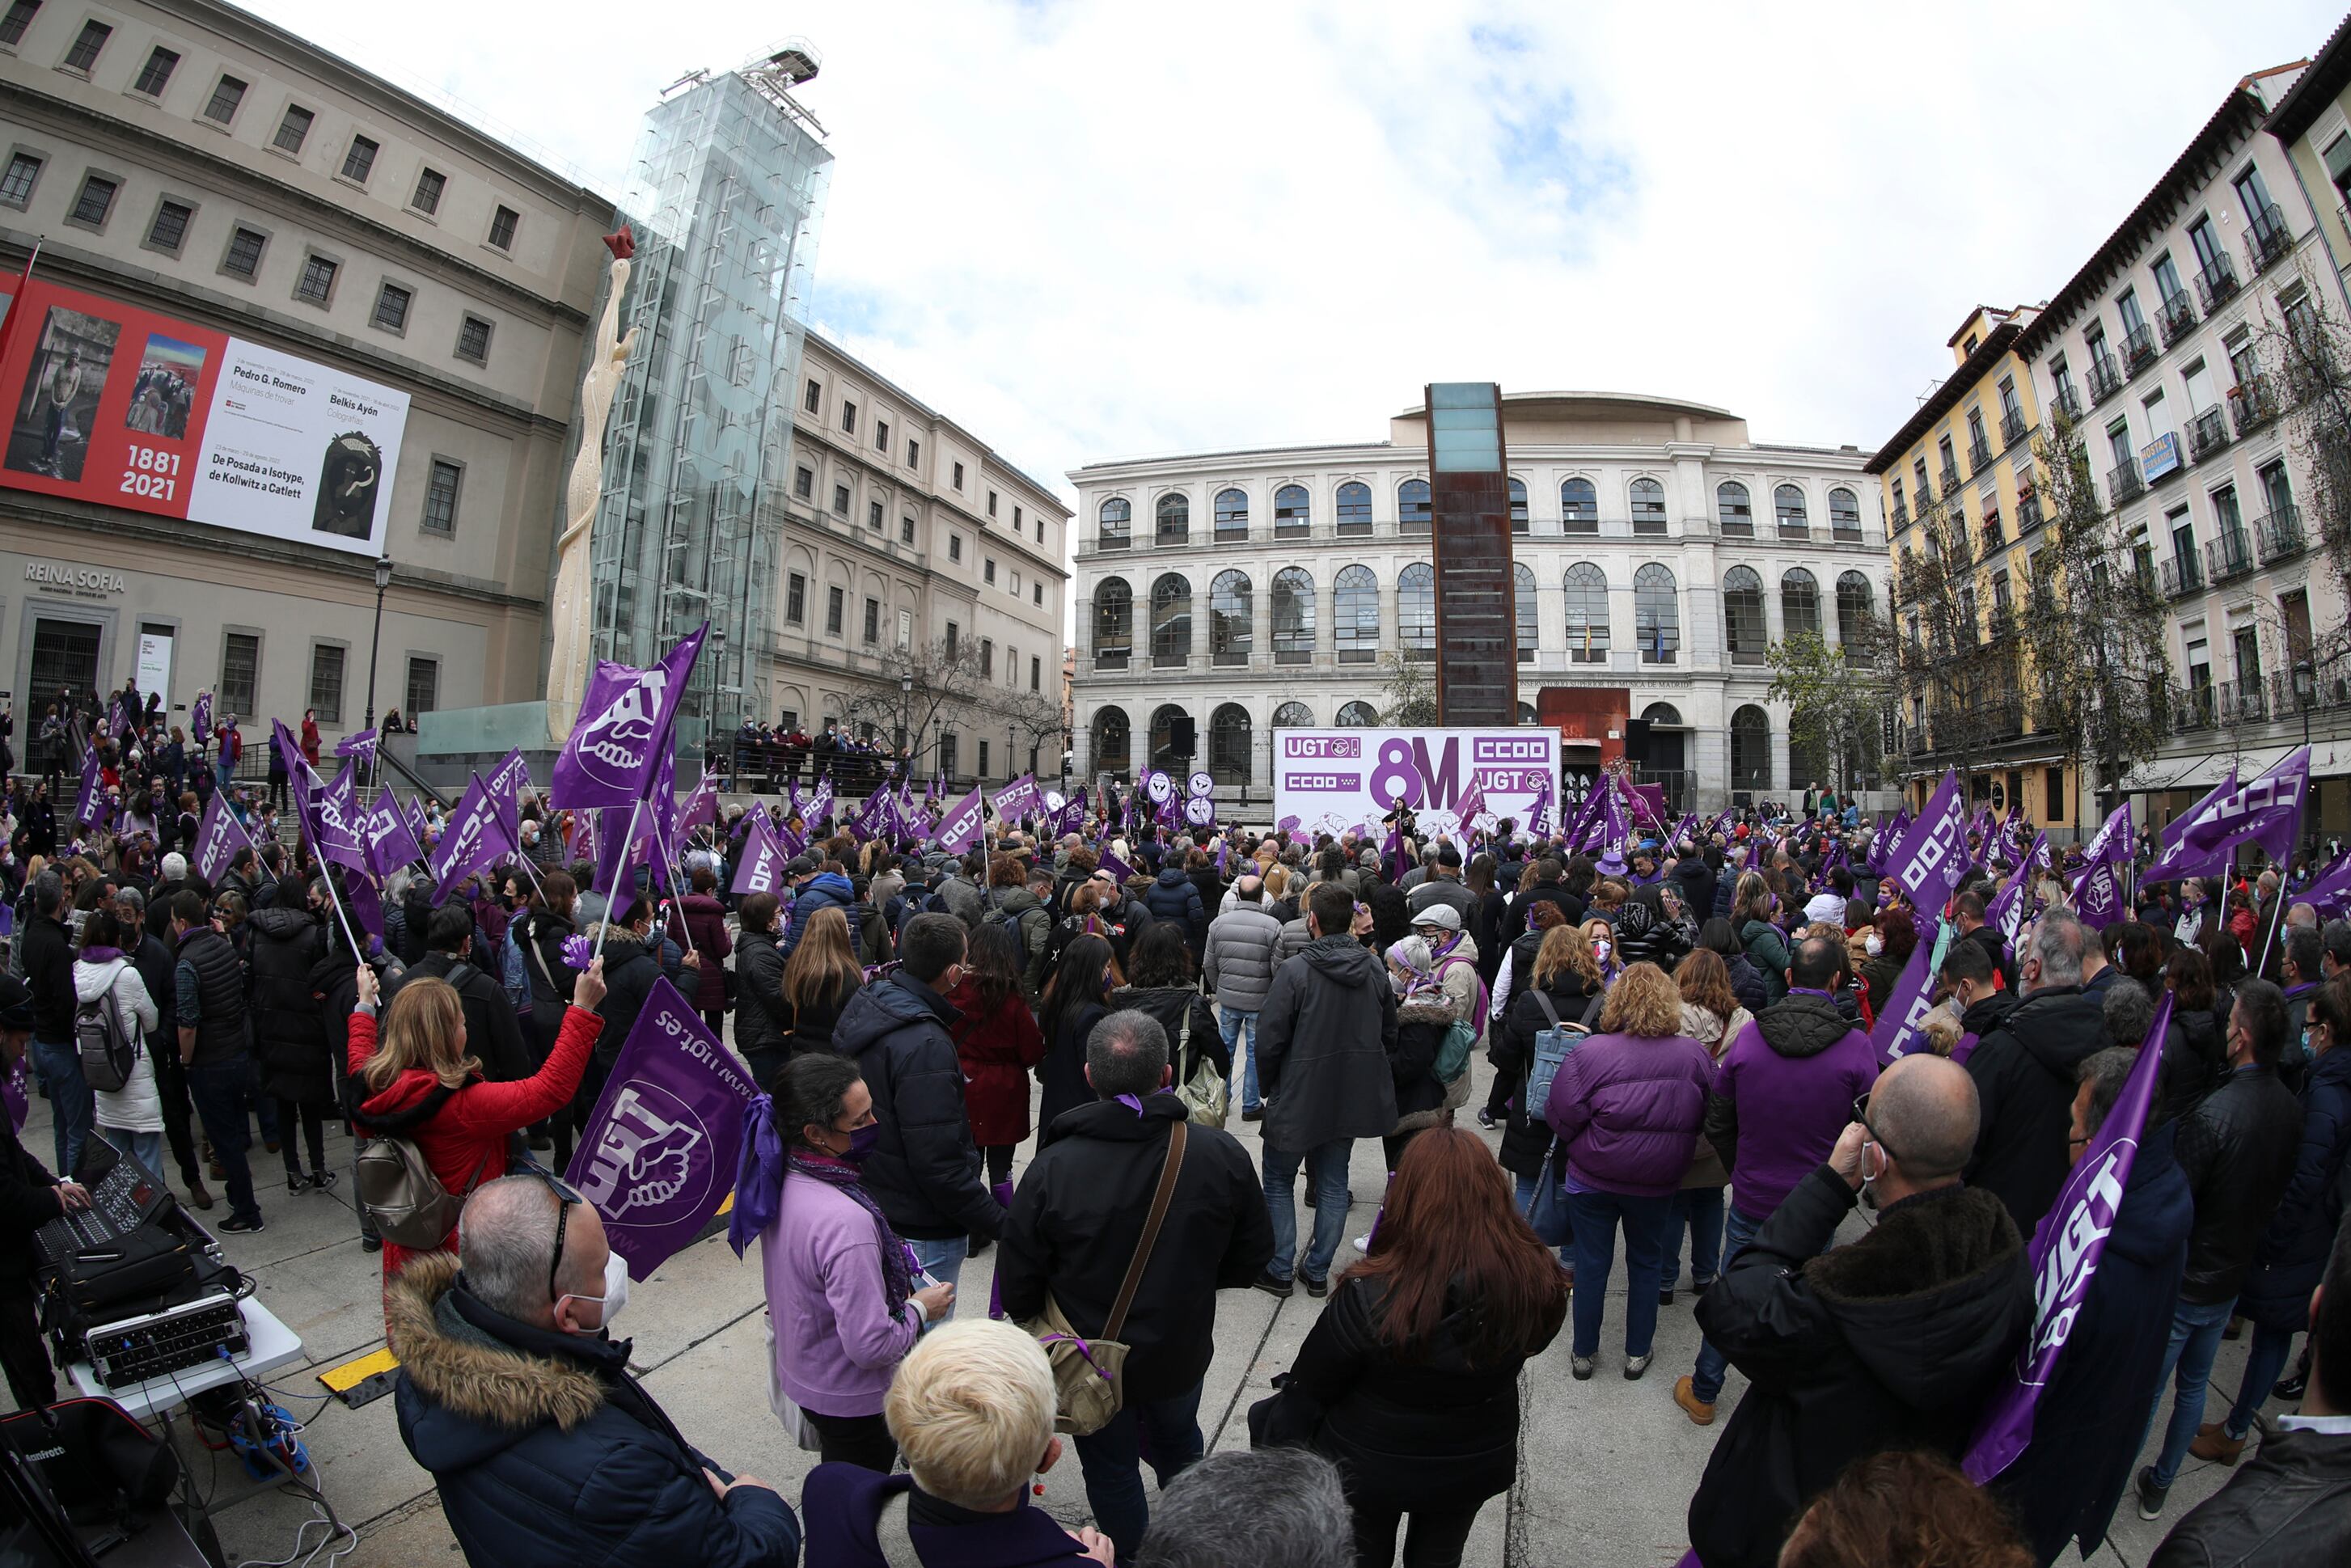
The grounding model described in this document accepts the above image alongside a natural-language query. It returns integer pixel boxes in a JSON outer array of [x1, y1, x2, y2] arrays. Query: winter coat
[[946, 976, 1046, 1148], [76, 957, 161, 1134], [1739, 919, 1791, 1005], [730, 925, 789, 1068], [2237, 1044, 2351, 1330], [1466, 887, 1508, 986], [1404, 876, 1474, 925], [1364, 881, 1410, 951], [1673, 858, 1719, 936], [1143, 866, 1207, 953], [978, 887, 1052, 998], [352, 1004, 598, 1279], [2146, 1425, 2351, 1568], [389, 1253, 801, 1568], [513, 908, 577, 1064], [1001, 1093, 1273, 1402], [1036, 999, 1106, 1145], [2176, 1065, 2308, 1306], [1963, 985, 2122, 1236], [392, 950, 534, 1087], [1991, 1120, 2192, 1567], [1702, 994, 1880, 1223], [1493, 970, 1601, 1177], [1203, 905, 1282, 1016], [1545, 1026, 1715, 1197], [247, 907, 333, 1105], [1687, 1169, 2032, 1568], [1500, 880, 1578, 949], [1257, 936, 1400, 1154], [1111, 983, 1228, 1084], [833, 973, 1003, 1242], [781, 873, 861, 962], [759, 1169, 921, 1418], [1283, 1270, 1562, 1514], [578, 933, 661, 1117], [2159, 1005, 2230, 1123], [777, 970, 857, 1059], [670, 894, 731, 1012], [799, 1466, 1096, 1568], [1677, 1003, 1750, 1190], [1616, 886, 1693, 970], [1385, 992, 1456, 1134]]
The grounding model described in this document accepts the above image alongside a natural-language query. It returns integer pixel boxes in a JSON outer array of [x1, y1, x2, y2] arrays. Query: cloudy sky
[[251, 0, 2342, 504]]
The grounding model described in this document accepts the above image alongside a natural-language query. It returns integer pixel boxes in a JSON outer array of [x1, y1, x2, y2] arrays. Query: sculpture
[[546, 226, 640, 740]]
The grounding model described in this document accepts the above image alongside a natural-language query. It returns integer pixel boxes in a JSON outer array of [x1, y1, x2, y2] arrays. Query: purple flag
[[1382, 821, 1406, 881], [1883, 767, 1967, 914], [2072, 803, 2135, 928], [190, 691, 212, 746], [1985, 833, 2047, 959], [272, 718, 309, 788], [303, 760, 368, 872], [549, 623, 707, 810], [1599, 781, 1630, 853], [1098, 848, 1137, 885], [807, 771, 835, 826], [72, 745, 104, 828], [935, 787, 987, 856], [360, 788, 425, 879], [566, 976, 758, 1278], [731, 814, 789, 897], [992, 773, 1040, 822], [429, 774, 516, 901], [2304, 847, 2351, 915], [484, 748, 531, 847], [2146, 747, 2309, 882], [1964, 993, 2173, 1481], [597, 804, 656, 899], [1869, 918, 1943, 1062], [335, 728, 380, 762], [189, 791, 250, 883]]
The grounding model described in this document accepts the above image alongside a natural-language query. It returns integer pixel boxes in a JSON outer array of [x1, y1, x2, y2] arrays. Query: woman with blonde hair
[[1663, 949, 1752, 1305], [780, 905, 862, 1057], [1541, 962, 1715, 1380], [347, 960, 606, 1283]]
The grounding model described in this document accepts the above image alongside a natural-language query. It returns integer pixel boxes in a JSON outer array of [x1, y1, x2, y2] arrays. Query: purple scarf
[[78, 945, 124, 964], [729, 1096, 911, 1317]]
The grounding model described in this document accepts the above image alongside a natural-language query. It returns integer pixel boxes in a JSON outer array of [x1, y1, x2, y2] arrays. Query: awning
[[2124, 737, 2351, 794]]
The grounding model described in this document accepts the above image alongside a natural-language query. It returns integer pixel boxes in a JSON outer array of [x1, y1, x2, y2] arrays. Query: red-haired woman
[[1262, 1127, 1566, 1568]]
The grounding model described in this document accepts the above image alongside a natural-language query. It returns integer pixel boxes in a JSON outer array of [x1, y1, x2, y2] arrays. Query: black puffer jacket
[[2174, 1064, 2306, 1305], [2158, 1005, 2230, 1124], [1615, 885, 1693, 970], [1143, 866, 1207, 953], [1720, 950, 1770, 1016], [1257, 936, 1400, 1154], [513, 908, 576, 1065], [1109, 984, 1228, 1084], [1688, 1169, 2031, 1568], [1493, 970, 1601, 1177], [2238, 1045, 2351, 1330], [1672, 858, 1718, 936], [730, 925, 788, 1068], [247, 907, 332, 1104], [577, 934, 661, 1118], [1385, 993, 1454, 1133], [1961, 985, 2112, 1236], [833, 971, 1003, 1242]]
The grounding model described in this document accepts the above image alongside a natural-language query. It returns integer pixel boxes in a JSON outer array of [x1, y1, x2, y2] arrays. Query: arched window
[[1214, 488, 1249, 540], [1508, 477, 1529, 534], [1642, 702, 1684, 725], [1149, 573, 1191, 667], [1631, 477, 1667, 534], [1209, 569, 1252, 666], [1272, 567, 1315, 666], [1275, 484, 1310, 538], [1155, 492, 1189, 545], [1634, 564, 1679, 663], [1148, 704, 1189, 770], [1730, 704, 1771, 793], [1774, 484, 1809, 538], [1335, 700, 1380, 727], [1837, 571, 1875, 645], [1098, 497, 1131, 550], [1564, 562, 1609, 661], [1829, 486, 1862, 539], [1336, 564, 1380, 663], [1400, 479, 1432, 532], [1514, 562, 1538, 662], [1399, 563, 1436, 659], [1716, 480, 1753, 537], [1272, 700, 1313, 727], [1091, 707, 1130, 772], [1093, 577, 1132, 670], [1516, 701, 1537, 724], [1336, 481, 1372, 535], [1561, 477, 1598, 532], [1724, 565, 1767, 663], [1782, 567, 1820, 640], [1208, 704, 1252, 784]]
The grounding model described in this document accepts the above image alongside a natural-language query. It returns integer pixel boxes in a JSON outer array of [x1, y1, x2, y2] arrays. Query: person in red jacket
[[347, 957, 607, 1288], [671, 864, 734, 1036], [948, 923, 1047, 1205]]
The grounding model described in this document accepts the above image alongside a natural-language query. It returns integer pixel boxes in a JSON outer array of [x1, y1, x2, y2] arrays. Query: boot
[[2188, 1422, 2247, 1465], [184, 1178, 214, 1211]]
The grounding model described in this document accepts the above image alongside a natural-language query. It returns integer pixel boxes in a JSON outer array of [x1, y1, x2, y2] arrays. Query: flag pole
[[594, 795, 644, 959], [315, 857, 365, 962]]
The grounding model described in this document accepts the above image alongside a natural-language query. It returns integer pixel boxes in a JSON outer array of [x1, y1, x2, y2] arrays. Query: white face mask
[[558, 1250, 630, 1333], [1864, 932, 1884, 957]]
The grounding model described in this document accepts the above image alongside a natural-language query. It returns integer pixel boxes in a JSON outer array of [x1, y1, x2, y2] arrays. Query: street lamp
[[364, 555, 394, 729], [899, 674, 912, 756]]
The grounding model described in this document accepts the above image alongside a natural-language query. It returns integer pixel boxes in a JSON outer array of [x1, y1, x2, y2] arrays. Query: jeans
[[1567, 1188, 1672, 1359], [31, 1038, 91, 1179], [907, 1235, 966, 1321], [95, 1124, 163, 1180], [1665, 1186, 1727, 1289], [2226, 1324, 2300, 1440], [1072, 1381, 1204, 1560], [2146, 1294, 2239, 1488], [1262, 1139, 1352, 1285], [184, 1059, 259, 1223], [1690, 1206, 1765, 1402], [1220, 1008, 1259, 1110]]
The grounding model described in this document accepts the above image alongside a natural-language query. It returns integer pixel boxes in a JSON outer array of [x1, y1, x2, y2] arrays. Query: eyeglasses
[[1852, 1093, 1902, 1165], [518, 1165, 586, 1302]]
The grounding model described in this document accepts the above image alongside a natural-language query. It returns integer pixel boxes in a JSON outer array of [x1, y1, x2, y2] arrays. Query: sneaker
[[2189, 1422, 2247, 1465], [220, 1213, 266, 1234], [286, 1174, 304, 1195], [1355, 1234, 1372, 1253], [310, 1171, 337, 1193], [1673, 1376, 1715, 1426], [1477, 1108, 1497, 1128], [1303, 1273, 1329, 1299], [1625, 1354, 1652, 1380], [1571, 1355, 1595, 1381], [1252, 1271, 1294, 1299], [2135, 1466, 2169, 1522], [2277, 1357, 2310, 1401]]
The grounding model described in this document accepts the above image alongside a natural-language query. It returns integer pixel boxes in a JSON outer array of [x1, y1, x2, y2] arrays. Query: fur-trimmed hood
[[388, 1252, 606, 1457], [1397, 992, 1457, 1029]]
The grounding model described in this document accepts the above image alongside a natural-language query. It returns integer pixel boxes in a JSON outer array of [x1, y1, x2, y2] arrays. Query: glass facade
[[573, 66, 832, 740]]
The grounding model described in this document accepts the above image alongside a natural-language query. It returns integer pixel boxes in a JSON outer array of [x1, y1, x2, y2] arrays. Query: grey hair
[[2100, 976, 2153, 1051], [1086, 1008, 1169, 1100], [112, 885, 145, 912], [2074, 1047, 2139, 1139], [2030, 907, 2087, 988], [32, 871, 61, 917], [458, 1175, 569, 1317], [1135, 1448, 1354, 1568]]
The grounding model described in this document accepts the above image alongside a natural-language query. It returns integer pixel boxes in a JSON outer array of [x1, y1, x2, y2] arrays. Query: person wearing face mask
[[738, 1051, 956, 1473], [1933, 940, 2016, 1065], [391, 1173, 804, 1568], [1682, 1053, 2032, 1568]]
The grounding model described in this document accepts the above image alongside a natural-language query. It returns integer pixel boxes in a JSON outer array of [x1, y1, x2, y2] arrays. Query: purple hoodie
[[1708, 994, 1880, 1220], [1543, 1030, 1715, 1197]]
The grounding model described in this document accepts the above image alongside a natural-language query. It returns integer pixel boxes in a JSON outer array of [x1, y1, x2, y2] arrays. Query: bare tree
[[843, 639, 989, 754]]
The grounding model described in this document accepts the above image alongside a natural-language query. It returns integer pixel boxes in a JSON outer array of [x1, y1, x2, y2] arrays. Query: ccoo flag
[[2145, 747, 2309, 882], [730, 813, 789, 898], [935, 786, 987, 856], [429, 773, 515, 900], [1882, 767, 1968, 914], [550, 623, 707, 810]]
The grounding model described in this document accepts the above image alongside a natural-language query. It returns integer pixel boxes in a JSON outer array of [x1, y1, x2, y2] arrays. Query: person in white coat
[[72, 907, 162, 1178]]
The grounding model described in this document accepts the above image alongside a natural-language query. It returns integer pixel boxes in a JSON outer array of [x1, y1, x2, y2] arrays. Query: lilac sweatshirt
[[760, 1169, 922, 1418]]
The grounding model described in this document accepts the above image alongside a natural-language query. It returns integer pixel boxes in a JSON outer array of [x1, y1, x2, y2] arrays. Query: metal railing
[[1941, 468, 1964, 499], [1888, 501, 1908, 528], [2246, 202, 2293, 274], [2052, 385, 2083, 422], [2230, 375, 2278, 436], [2017, 493, 2044, 533], [2157, 290, 2199, 347], [2255, 505, 2306, 564], [2001, 408, 2028, 447], [2121, 323, 2159, 375], [2108, 461, 2146, 505], [2172, 686, 2216, 733], [2205, 525, 2254, 582], [2087, 353, 2125, 404], [2187, 404, 2231, 463], [2196, 254, 2241, 311], [2222, 679, 2269, 723], [1968, 437, 1994, 471], [2159, 554, 2204, 598], [2272, 667, 2351, 716]]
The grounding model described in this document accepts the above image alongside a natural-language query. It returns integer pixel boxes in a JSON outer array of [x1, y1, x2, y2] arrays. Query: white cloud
[[252, 0, 2345, 504]]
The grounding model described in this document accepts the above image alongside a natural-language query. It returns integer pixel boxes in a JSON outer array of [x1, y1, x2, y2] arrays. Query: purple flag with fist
[[550, 624, 706, 810]]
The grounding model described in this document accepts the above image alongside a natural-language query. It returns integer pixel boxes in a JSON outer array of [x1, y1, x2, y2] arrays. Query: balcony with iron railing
[[1941, 469, 1964, 499], [2272, 666, 2351, 716], [1889, 501, 1909, 529], [2196, 253, 2242, 311], [2246, 202, 2293, 275], [2016, 492, 2044, 534], [2187, 404, 2231, 463], [2230, 374, 2278, 436], [2052, 384, 2083, 422], [2121, 323, 2159, 376], [2205, 524, 2255, 583], [2108, 460, 2146, 506], [1968, 437, 1994, 471], [2171, 685, 2217, 733], [2222, 679, 2269, 724], [2086, 353, 2125, 404], [2255, 505, 2306, 564], [2000, 408, 2028, 448], [1987, 604, 2015, 641], [2157, 290, 2199, 347], [2159, 553, 2204, 598]]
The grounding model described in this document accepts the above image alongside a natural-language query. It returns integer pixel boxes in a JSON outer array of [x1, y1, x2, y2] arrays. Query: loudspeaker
[[1168, 715, 1196, 756], [1622, 717, 1651, 766]]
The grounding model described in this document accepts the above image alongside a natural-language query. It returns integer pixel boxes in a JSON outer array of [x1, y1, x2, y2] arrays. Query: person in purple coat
[[1545, 962, 1715, 1381]]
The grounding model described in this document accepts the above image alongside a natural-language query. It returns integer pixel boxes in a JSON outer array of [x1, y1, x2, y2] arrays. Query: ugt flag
[[567, 977, 757, 1277], [1964, 992, 2172, 1482], [550, 623, 707, 810], [2145, 746, 2309, 882], [1868, 916, 1943, 1063], [2072, 802, 2135, 928]]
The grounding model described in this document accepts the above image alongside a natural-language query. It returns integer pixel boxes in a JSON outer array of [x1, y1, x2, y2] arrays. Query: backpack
[[74, 973, 137, 1093], [1522, 990, 1603, 1118], [1430, 953, 1491, 1084], [350, 1083, 503, 1249], [984, 891, 1029, 947]]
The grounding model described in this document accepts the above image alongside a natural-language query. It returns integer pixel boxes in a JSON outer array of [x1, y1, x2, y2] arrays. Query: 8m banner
[[1275, 727, 1559, 839], [0, 276, 409, 556]]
